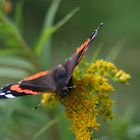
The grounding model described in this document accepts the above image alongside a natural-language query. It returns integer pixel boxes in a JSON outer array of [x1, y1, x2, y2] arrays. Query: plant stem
[[48, 110, 60, 140]]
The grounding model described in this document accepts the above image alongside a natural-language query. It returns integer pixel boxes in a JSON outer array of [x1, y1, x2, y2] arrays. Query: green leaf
[[35, 7, 79, 68], [35, 0, 61, 68], [13, 0, 25, 30], [58, 115, 74, 140], [0, 67, 28, 79], [106, 40, 127, 62], [43, 0, 61, 31], [0, 12, 27, 49], [0, 12, 39, 67], [0, 100, 15, 127], [0, 56, 36, 73], [0, 0, 4, 11], [54, 7, 80, 30], [0, 48, 20, 56], [128, 125, 140, 139]]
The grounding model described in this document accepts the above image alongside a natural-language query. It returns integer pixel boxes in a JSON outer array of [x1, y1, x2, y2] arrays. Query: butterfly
[[0, 23, 103, 99]]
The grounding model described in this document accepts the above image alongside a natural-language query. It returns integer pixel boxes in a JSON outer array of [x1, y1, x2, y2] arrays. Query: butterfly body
[[0, 23, 103, 99]]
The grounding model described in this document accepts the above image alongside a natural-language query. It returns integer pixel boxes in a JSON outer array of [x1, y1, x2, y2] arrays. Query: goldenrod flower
[[41, 59, 131, 140], [41, 93, 57, 107], [88, 59, 131, 83]]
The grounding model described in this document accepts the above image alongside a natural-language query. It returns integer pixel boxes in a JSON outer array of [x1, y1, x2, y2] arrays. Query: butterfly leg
[[67, 85, 76, 92], [57, 85, 76, 98], [33, 103, 41, 110], [56, 88, 69, 98]]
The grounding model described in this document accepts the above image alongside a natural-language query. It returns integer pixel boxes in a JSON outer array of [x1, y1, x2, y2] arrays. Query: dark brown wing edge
[[63, 23, 103, 83]]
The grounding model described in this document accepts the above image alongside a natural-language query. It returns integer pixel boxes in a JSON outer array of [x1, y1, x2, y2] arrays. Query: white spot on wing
[[6, 84, 10, 86], [0, 92, 5, 95], [58, 64, 62, 67], [5, 94, 15, 98], [7, 91, 11, 93]]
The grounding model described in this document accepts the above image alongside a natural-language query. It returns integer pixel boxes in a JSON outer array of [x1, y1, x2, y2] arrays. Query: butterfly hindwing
[[21, 70, 56, 92], [0, 70, 57, 99]]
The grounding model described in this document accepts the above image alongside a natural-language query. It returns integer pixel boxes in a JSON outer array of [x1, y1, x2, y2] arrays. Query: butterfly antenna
[[90, 22, 103, 41], [33, 103, 41, 111]]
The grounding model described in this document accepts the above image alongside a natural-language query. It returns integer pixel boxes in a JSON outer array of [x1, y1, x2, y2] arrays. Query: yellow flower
[[41, 93, 57, 107], [88, 59, 131, 83], [41, 59, 131, 140]]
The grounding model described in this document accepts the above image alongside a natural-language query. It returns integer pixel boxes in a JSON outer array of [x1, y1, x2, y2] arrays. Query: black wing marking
[[0, 84, 26, 99]]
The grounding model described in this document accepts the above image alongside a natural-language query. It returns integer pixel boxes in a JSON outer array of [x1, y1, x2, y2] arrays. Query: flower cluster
[[41, 93, 57, 108], [88, 60, 131, 83], [41, 59, 131, 140]]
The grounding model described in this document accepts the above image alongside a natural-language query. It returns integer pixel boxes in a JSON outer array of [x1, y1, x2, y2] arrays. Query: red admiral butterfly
[[0, 23, 103, 99]]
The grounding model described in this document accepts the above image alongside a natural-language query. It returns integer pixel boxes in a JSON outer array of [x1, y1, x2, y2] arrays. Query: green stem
[[48, 110, 60, 140]]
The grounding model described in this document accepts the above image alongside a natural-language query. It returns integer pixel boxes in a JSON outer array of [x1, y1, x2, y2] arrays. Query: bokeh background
[[0, 0, 140, 139]]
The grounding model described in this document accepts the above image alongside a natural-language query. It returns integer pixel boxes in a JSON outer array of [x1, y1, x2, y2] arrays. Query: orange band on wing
[[10, 84, 38, 95], [23, 71, 48, 81], [75, 38, 90, 55]]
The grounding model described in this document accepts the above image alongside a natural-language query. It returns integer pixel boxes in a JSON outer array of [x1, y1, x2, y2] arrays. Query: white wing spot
[[6, 84, 10, 86], [58, 64, 62, 67], [7, 91, 11, 93], [0, 92, 5, 95], [5, 94, 15, 98]]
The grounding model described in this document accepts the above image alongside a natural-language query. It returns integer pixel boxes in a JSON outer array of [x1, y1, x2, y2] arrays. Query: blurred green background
[[0, 0, 140, 139]]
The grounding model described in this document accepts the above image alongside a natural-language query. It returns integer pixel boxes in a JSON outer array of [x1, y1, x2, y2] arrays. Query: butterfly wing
[[0, 23, 103, 99], [0, 70, 56, 99], [64, 23, 103, 83]]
